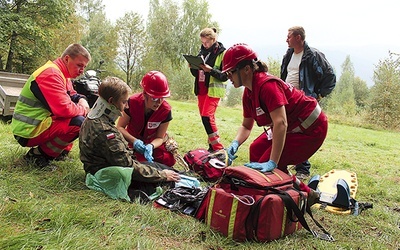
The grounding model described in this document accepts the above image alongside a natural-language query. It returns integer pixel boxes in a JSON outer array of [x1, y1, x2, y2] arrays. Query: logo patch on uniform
[[256, 107, 265, 116], [147, 122, 161, 129], [106, 133, 115, 139]]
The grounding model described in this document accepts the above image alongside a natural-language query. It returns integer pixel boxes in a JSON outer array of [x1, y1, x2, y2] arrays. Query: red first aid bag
[[204, 187, 255, 241], [183, 148, 226, 181], [245, 189, 306, 242], [197, 166, 333, 242], [219, 166, 293, 195]]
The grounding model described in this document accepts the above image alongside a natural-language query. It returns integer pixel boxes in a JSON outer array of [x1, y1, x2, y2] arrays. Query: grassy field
[[0, 99, 399, 250]]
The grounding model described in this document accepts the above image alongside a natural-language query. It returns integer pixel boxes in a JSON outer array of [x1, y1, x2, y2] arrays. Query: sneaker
[[307, 189, 321, 208], [24, 148, 50, 168]]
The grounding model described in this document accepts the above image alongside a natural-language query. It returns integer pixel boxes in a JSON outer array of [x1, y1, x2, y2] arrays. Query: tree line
[[1, 0, 399, 130]]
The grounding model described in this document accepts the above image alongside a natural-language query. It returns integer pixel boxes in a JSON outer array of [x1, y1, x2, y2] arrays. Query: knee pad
[[201, 116, 213, 134]]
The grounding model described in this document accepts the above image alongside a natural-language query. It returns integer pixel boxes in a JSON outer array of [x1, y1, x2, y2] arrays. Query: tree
[[77, 1, 118, 77], [179, 0, 214, 57], [353, 76, 369, 110], [115, 12, 146, 88], [326, 55, 357, 115], [225, 86, 243, 107], [144, 0, 217, 100], [0, 0, 76, 73], [267, 57, 281, 77], [146, 0, 180, 71], [368, 52, 400, 129]]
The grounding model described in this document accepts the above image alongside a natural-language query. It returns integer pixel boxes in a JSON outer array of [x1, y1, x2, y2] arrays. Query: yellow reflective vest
[[11, 61, 65, 138], [207, 52, 227, 98]]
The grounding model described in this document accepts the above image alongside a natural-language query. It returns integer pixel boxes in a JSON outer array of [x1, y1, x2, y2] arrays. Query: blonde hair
[[99, 77, 131, 102], [200, 27, 217, 40], [61, 43, 91, 61]]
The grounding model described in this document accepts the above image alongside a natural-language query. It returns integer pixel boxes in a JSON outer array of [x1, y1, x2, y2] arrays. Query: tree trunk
[[5, 31, 17, 72]]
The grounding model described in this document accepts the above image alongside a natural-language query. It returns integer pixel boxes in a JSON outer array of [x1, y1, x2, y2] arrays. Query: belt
[[291, 104, 322, 133]]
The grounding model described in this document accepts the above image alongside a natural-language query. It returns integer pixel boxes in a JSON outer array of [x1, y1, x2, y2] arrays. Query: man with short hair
[[11, 44, 91, 168], [280, 26, 336, 179]]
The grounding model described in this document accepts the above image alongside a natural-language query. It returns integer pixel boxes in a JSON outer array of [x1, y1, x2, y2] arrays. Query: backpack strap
[[246, 188, 334, 242], [276, 188, 335, 241]]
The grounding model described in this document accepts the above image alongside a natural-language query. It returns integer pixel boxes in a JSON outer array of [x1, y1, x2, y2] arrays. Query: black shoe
[[295, 172, 310, 181], [54, 150, 70, 161], [24, 148, 50, 168]]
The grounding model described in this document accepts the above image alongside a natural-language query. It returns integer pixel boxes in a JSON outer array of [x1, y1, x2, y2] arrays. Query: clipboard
[[183, 54, 205, 69]]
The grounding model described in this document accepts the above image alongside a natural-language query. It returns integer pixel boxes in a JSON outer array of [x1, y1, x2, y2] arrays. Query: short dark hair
[[61, 44, 91, 61]]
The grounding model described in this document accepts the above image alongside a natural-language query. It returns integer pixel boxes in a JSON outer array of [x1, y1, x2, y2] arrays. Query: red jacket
[[34, 58, 87, 118]]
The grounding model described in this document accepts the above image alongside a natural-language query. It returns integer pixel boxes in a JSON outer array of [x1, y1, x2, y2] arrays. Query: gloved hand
[[133, 139, 146, 154], [226, 140, 239, 166], [244, 160, 277, 173], [144, 144, 154, 162]]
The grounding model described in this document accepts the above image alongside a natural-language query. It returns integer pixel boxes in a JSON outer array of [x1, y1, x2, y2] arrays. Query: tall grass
[[0, 100, 399, 250]]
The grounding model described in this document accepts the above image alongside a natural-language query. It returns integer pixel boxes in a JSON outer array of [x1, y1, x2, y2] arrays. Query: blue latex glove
[[144, 144, 154, 162], [133, 139, 146, 154], [226, 140, 239, 166], [244, 160, 277, 173]]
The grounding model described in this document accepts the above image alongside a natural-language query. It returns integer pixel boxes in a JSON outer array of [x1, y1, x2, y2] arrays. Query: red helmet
[[140, 71, 171, 98], [222, 43, 257, 73]]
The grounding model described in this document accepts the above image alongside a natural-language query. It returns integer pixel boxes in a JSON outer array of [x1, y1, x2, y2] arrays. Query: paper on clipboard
[[183, 54, 206, 69]]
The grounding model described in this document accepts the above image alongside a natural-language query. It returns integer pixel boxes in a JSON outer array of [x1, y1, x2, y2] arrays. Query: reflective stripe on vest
[[11, 61, 65, 138], [291, 104, 322, 133], [208, 52, 227, 98]]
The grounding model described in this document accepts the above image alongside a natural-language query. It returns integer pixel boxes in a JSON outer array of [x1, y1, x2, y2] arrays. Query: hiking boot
[[307, 189, 320, 208], [24, 148, 50, 168]]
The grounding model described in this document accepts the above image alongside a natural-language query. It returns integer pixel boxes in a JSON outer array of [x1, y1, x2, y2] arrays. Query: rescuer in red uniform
[[117, 71, 176, 167]]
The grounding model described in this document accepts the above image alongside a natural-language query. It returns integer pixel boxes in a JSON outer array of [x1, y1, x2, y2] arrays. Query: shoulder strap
[[246, 188, 334, 242], [277, 188, 335, 241]]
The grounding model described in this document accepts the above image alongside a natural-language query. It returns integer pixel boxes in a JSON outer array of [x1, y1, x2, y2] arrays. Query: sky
[[102, 0, 400, 86]]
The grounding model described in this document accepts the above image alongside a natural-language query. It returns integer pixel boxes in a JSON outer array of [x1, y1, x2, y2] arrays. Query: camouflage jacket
[[79, 114, 167, 182]]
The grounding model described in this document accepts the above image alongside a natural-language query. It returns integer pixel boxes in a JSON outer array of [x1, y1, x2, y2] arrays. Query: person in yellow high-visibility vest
[[189, 27, 228, 153], [11, 44, 91, 168]]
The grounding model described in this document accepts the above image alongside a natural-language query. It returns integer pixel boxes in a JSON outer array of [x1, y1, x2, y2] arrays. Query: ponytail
[[254, 59, 268, 72]]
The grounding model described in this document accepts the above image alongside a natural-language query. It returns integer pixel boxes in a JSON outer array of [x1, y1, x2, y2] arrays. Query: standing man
[[280, 26, 336, 180], [11, 44, 91, 168]]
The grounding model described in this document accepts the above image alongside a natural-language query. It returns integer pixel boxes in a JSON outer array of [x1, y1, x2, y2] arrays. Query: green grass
[[1, 100, 399, 250]]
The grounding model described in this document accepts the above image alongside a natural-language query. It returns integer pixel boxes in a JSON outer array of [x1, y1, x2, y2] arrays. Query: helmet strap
[[236, 67, 244, 87]]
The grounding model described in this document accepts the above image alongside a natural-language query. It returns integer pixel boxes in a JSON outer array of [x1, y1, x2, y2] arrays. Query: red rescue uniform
[[243, 72, 328, 172], [125, 93, 176, 167]]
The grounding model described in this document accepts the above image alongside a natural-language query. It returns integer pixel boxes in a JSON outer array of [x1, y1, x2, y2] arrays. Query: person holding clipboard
[[188, 27, 228, 154]]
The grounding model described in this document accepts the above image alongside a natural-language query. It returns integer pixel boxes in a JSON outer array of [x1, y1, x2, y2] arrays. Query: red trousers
[[135, 144, 176, 167], [197, 94, 224, 150], [249, 113, 328, 173], [25, 116, 84, 158]]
